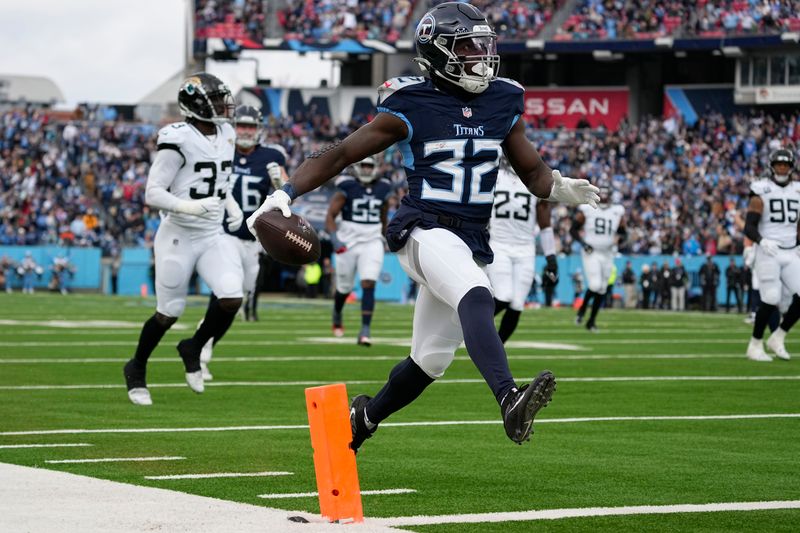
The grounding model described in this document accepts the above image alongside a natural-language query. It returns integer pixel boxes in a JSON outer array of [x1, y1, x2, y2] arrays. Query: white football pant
[[487, 249, 534, 311], [582, 248, 614, 294], [334, 238, 384, 294], [754, 246, 800, 306]]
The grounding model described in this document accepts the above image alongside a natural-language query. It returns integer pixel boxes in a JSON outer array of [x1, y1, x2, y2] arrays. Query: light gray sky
[[0, 0, 187, 105]]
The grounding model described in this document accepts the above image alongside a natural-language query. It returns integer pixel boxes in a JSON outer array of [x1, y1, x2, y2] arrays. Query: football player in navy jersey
[[326, 156, 393, 346], [248, 2, 599, 451], [195, 105, 289, 380]]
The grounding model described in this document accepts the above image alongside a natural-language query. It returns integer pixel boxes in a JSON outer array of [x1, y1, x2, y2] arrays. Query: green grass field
[[1, 293, 799, 532]]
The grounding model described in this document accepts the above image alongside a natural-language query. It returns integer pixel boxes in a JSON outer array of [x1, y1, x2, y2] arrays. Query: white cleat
[[746, 338, 772, 362], [766, 333, 791, 361], [127, 387, 153, 406], [200, 361, 213, 381], [185, 371, 205, 393]]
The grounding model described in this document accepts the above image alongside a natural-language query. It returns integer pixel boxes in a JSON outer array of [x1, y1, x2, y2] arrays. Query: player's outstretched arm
[[503, 119, 599, 207], [291, 114, 407, 197]]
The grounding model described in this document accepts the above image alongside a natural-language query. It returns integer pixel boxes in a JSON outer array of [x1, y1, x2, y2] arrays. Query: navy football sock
[[586, 291, 604, 328], [333, 291, 348, 324], [753, 303, 778, 339], [193, 298, 237, 347], [133, 314, 170, 366], [779, 296, 800, 332], [498, 308, 521, 344], [361, 287, 375, 327], [366, 357, 434, 424], [494, 298, 509, 316], [458, 287, 516, 404]]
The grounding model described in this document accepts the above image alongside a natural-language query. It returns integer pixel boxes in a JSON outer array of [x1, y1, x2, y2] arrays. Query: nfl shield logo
[[462, 107, 472, 118]]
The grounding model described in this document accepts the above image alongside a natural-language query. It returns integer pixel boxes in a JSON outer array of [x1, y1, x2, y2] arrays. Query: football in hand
[[253, 210, 321, 265]]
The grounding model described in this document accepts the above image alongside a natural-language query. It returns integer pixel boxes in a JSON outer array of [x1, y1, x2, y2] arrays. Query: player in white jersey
[[122, 73, 244, 405], [571, 187, 626, 331], [488, 164, 557, 343], [326, 157, 393, 345], [744, 149, 800, 362]]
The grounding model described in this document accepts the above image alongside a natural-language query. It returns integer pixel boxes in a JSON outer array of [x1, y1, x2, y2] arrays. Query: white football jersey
[[579, 203, 625, 250], [489, 168, 537, 253], [750, 178, 800, 248], [155, 121, 236, 231]]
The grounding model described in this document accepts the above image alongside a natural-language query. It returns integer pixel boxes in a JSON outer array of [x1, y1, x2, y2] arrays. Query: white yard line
[[0, 443, 92, 449], [4, 413, 798, 437], [3, 375, 800, 391], [45, 456, 185, 464], [145, 471, 293, 480], [258, 488, 415, 499], [0, 353, 752, 364], [0, 462, 399, 532], [375, 500, 800, 527]]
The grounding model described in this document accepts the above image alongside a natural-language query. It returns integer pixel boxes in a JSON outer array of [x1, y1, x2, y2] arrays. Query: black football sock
[[133, 314, 170, 366], [586, 291, 604, 328], [779, 296, 800, 332], [577, 290, 594, 317], [494, 298, 509, 316], [498, 308, 521, 344], [753, 303, 778, 340], [250, 288, 259, 321], [361, 287, 375, 327], [458, 287, 516, 404], [193, 298, 237, 347], [768, 308, 781, 333], [366, 357, 434, 425]]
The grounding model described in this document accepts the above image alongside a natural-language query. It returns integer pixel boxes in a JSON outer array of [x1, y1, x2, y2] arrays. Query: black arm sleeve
[[744, 211, 762, 244], [569, 221, 584, 245]]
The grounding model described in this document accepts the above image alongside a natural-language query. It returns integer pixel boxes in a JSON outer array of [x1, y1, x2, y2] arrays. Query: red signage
[[523, 88, 629, 130]]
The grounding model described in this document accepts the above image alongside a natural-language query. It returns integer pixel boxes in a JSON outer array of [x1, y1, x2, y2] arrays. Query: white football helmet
[[353, 156, 378, 185]]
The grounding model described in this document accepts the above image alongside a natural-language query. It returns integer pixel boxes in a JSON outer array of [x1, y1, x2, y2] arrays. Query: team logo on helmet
[[182, 76, 201, 95], [416, 14, 435, 44]]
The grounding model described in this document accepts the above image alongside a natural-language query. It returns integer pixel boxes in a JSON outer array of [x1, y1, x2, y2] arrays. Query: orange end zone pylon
[[305, 383, 363, 523]]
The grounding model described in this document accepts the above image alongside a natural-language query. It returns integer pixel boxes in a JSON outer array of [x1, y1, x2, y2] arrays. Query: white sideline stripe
[[0, 353, 751, 364], [4, 413, 798, 437], [375, 500, 800, 526], [45, 456, 185, 464], [3, 375, 800, 391], [258, 488, 415, 499], [145, 471, 293, 480], [0, 443, 92, 449]]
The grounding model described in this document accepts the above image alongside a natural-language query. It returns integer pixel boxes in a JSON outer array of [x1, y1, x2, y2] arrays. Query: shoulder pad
[[494, 77, 524, 91], [377, 177, 393, 187], [615, 205, 626, 215], [378, 76, 426, 103], [265, 143, 289, 161], [750, 179, 769, 195], [157, 122, 189, 146], [578, 204, 592, 215], [335, 175, 355, 187]]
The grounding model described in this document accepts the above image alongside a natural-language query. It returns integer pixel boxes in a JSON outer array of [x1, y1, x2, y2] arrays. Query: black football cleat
[[501, 370, 556, 444], [123, 359, 152, 405], [177, 338, 205, 394], [349, 394, 376, 453]]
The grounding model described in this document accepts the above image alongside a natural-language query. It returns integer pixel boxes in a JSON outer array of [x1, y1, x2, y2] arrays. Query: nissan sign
[[523, 88, 629, 130]]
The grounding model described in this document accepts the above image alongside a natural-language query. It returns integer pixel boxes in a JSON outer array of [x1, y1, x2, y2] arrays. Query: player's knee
[[337, 279, 354, 294], [218, 297, 242, 313], [458, 286, 494, 312], [412, 335, 460, 378], [360, 279, 376, 289], [760, 287, 781, 306], [160, 298, 186, 318], [217, 271, 243, 299], [159, 259, 186, 289], [154, 312, 178, 328]]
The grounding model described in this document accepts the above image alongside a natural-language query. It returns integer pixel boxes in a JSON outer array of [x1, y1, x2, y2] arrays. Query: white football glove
[[547, 170, 600, 208], [267, 162, 283, 191], [743, 245, 755, 268], [224, 196, 244, 231], [246, 189, 292, 236], [175, 197, 222, 220], [759, 238, 780, 257]]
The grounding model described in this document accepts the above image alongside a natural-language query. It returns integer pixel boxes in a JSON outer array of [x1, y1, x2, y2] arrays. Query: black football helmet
[[233, 105, 263, 149], [178, 73, 235, 125], [769, 148, 795, 185], [412, 2, 499, 94]]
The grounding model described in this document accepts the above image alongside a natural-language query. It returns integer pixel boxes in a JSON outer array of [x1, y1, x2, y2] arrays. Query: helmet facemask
[[771, 160, 793, 185], [235, 122, 262, 149], [353, 158, 378, 185], [416, 30, 499, 94]]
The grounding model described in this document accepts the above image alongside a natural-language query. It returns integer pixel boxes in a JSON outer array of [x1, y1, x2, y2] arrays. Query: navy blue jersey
[[378, 76, 524, 263], [335, 175, 393, 247], [224, 144, 287, 240]]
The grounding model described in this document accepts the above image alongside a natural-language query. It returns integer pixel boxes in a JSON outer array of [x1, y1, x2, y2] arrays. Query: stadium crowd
[[194, 0, 268, 43], [278, 0, 413, 43], [1, 105, 798, 261]]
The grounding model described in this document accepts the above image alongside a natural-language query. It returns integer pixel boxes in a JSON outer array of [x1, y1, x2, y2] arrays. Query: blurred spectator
[[621, 260, 637, 308], [280, 0, 411, 43], [699, 255, 720, 311], [670, 257, 688, 311], [640, 263, 652, 309], [725, 257, 743, 312]]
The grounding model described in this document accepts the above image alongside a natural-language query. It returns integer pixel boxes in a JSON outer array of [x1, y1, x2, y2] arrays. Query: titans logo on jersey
[[379, 76, 524, 263], [224, 144, 287, 240]]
